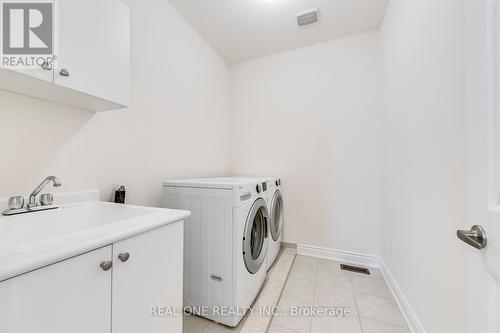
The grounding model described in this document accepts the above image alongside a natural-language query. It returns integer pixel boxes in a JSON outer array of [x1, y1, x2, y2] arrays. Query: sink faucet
[[2, 176, 62, 216], [28, 176, 62, 208]]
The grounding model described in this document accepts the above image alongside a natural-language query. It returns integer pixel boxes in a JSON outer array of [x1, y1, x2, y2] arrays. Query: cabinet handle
[[100, 261, 113, 271], [59, 68, 70, 77], [118, 252, 130, 262], [41, 61, 52, 70]]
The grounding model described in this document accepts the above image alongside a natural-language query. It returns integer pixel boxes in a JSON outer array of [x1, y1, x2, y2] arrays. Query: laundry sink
[[0, 194, 190, 281]]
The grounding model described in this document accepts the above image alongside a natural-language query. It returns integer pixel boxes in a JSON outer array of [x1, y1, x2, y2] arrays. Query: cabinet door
[[6, 0, 54, 83], [0, 246, 112, 333], [112, 222, 184, 333], [54, 0, 129, 105]]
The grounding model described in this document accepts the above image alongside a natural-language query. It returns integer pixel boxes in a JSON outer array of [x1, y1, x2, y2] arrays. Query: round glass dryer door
[[269, 190, 283, 241], [243, 198, 269, 274]]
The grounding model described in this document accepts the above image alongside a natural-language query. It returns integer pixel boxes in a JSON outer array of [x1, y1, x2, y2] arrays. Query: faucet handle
[[40, 193, 54, 206], [8, 196, 24, 210]]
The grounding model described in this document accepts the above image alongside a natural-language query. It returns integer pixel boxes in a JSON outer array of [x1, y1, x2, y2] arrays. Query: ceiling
[[168, 0, 389, 64]]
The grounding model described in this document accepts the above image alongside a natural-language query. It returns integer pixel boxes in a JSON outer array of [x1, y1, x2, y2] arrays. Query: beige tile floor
[[269, 256, 410, 333], [184, 315, 242, 333], [184, 255, 410, 333]]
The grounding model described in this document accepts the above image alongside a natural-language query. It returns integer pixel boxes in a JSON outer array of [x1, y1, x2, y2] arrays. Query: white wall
[[0, 0, 230, 206], [229, 32, 381, 256], [0, 1, 492, 330], [380, 0, 489, 332]]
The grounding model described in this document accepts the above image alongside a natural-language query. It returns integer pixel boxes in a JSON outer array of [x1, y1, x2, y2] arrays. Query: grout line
[[354, 291, 408, 329], [308, 259, 319, 333], [350, 267, 365, 333], [357, 315, 409, 329], [272, 322, 302, 333], [349, 272, 396, 300], [353, 289, 396, 300]]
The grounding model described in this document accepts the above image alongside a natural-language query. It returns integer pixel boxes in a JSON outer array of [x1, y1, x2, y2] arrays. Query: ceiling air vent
[[297, 8, 319, 27]]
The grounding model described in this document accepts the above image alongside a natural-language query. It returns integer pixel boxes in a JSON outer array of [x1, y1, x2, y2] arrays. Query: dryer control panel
[[236, 182, 267, 206]]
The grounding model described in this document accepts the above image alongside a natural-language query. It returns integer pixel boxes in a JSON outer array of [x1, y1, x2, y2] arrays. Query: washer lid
[[243, 198, 269, 274], [163, 177, 264, 189]]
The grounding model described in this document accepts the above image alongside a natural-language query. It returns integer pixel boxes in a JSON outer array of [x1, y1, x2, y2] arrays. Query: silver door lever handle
[[59, 69, 70, 77], [457, 225, 487, 250]]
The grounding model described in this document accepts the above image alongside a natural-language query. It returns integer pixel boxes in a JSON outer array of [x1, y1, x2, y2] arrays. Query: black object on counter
[[114, 185, 126, 204]]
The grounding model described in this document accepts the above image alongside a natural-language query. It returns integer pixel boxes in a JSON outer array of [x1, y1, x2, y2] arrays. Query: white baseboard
[[380, 260, 426, 333], [296, 243, 426, 333], [296, 244, 380, 268]]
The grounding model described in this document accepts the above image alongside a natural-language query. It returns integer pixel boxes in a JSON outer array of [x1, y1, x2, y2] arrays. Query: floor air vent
[[297, 8, 318, 27], [340, 264, 370, 275]]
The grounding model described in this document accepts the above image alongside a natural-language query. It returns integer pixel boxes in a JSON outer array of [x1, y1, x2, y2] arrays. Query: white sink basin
[[0, 195, 190, 282], [0, 202, 159, 256]]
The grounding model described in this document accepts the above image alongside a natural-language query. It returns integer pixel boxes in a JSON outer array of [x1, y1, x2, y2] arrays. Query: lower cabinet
[[112, 221, 184, 333], [0, 221, 183, 333], [0, 246, 112, 333]]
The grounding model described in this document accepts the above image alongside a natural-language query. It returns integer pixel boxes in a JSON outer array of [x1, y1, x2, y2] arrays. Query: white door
[[465, 0, 500, 331], [112, 222, 184, 333], [0, 246, 112, 333], [55, 0, 129, 105]]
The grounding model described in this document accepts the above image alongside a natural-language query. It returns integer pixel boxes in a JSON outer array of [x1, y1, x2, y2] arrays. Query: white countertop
[[0, 197, 190, 282]]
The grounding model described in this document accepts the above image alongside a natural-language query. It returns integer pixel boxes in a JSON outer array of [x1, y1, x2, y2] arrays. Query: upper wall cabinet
[[0, 0, 130, 112], [56, 0, 129, 107]]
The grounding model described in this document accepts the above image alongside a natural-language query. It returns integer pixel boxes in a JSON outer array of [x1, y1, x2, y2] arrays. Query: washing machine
[[236, 177, 284, 271], [162, 178, 269, 327], [266, 178, 284, 271]]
